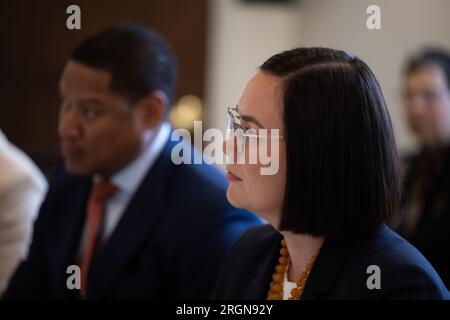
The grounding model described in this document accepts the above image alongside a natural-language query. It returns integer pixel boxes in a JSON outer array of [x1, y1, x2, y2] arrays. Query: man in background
[[3, 24, 260, 299], [398, 48, 450, 288]]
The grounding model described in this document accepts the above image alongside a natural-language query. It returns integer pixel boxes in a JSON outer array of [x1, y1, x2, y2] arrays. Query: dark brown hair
[[260, 47, 401, 238], [404, 48, 450, 89], [71, 23, 177, 106]]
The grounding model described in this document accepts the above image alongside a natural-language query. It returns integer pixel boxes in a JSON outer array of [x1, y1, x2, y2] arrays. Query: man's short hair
[[71, 23, 177, 107]]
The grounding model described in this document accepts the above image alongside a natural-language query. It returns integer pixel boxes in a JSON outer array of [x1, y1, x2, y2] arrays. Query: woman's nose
[[223, 134, 238, 163]]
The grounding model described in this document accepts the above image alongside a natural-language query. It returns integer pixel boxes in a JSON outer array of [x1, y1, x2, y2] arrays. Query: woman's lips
[[226, 170, 242, 182]]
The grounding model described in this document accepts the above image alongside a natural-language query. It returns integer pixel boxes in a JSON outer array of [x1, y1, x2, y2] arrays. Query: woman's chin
[[226, 187, 245, 209]]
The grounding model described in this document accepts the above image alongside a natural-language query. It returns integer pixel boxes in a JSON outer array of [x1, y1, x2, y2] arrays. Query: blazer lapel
[[301, 236, 356, 300], [243, 228, 283, 299], [86, 142, 173, 299], [52, 176, 91, 297]]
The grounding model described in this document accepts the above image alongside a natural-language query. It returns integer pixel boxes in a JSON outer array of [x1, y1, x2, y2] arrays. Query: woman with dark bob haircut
[[215, 47, 449, 300]]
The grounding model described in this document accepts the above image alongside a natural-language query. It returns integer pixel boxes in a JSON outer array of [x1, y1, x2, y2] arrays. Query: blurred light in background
[[170, 94, 203, 130]]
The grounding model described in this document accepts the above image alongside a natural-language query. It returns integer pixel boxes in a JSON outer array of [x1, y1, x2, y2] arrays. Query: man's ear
[[137, 90, 169, 129]]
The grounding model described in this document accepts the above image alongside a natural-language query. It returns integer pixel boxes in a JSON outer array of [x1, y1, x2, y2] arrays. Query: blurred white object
[[0, 130, 48, 295]]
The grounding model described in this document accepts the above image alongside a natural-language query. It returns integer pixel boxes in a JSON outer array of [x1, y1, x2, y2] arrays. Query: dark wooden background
[[0, 0, 208, 176]]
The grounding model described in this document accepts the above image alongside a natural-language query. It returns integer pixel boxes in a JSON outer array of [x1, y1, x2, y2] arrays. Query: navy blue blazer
[[213, 224, 449, 299], [3, 140, 261, 299]]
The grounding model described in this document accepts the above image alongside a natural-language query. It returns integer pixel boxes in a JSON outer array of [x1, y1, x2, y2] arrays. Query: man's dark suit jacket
[[3, 140, 261, 299], [398, 147, 450, 288], [213, 224, 449, 300]]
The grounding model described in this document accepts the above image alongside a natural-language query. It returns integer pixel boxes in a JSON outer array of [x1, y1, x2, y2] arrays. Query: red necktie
[[80, 180, 118, 298]]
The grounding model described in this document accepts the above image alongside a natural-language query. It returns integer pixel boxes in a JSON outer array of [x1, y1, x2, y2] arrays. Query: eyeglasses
[[226, 107, 283, 155]]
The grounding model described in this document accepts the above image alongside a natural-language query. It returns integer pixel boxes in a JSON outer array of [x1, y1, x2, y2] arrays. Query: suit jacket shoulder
[[323, 225, 449, 299]]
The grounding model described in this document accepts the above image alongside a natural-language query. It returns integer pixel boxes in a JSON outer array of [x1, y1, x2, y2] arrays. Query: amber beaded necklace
[[267, 239, 317, 300]]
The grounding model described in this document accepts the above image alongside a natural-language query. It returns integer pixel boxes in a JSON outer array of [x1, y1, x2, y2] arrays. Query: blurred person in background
[[0, 130, 47, 295], [397, 48, 450, 288], [3, 24, 260, 300]]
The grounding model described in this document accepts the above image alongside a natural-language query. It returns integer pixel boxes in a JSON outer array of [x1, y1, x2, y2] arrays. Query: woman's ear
[[136, 90, 169, 129]]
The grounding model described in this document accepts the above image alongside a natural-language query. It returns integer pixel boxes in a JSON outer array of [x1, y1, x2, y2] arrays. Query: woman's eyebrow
[[236, 105, 264, 128]]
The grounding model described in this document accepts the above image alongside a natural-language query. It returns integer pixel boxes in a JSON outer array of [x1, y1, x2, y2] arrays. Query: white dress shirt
[[78, 123, 171, 257], [283, 274, 297, 300]]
